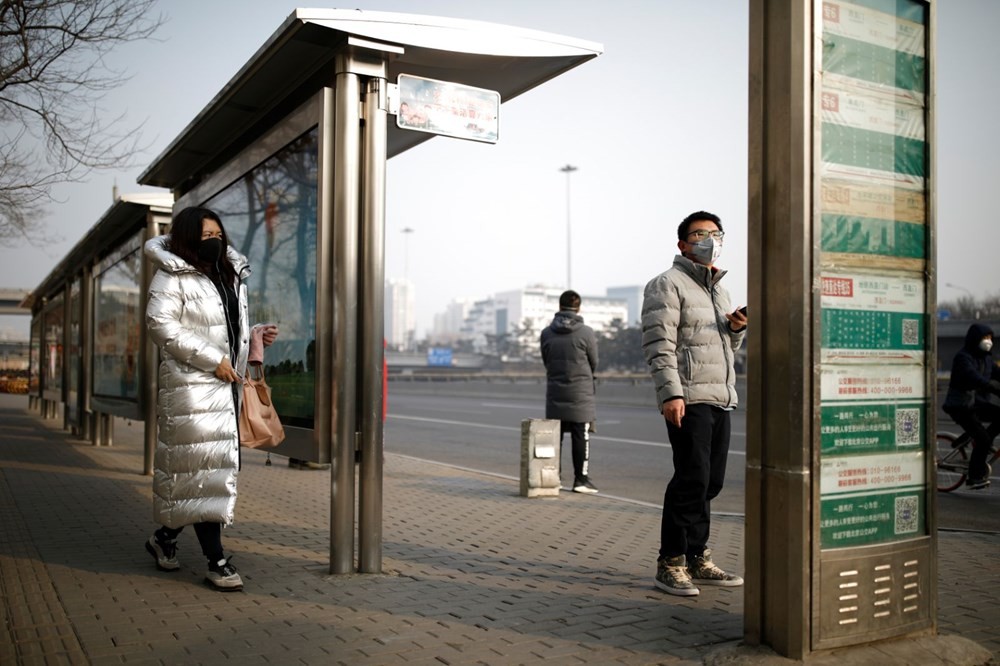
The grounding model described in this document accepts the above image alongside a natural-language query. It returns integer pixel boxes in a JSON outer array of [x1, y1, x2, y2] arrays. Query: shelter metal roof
[[139, 8, 602, 191], [26, 193, 173, 308]]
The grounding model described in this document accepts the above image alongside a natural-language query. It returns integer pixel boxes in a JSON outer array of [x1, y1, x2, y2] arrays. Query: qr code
[[894, 495, 919, 534], [902, 318, 919, 346], [895, 408, 920, 446]]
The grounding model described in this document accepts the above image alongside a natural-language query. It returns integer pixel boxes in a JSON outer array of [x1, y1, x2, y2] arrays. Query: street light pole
[[560, 164, 577, 289], [945, 282, 980, 320], [401, 227, 415, 282]]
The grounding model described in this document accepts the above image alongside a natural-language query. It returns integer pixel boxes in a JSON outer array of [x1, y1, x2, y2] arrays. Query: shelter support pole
[[79, 262, 97, 444], [745, 0, 813, 658], [358, 73, 387, 573], [330, 56, 361, 575], [142, 211, 162, 475]]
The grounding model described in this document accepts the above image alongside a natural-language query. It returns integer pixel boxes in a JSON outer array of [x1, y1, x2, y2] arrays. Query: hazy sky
[[1, 0, 996, 339]]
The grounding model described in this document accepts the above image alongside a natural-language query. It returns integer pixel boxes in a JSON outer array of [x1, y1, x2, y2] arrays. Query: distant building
[[430, 298, 473, 345], [0, 340, 29, 372], [384, 279, 415, 350], [457, 285, 627, 355], [606, 285, 644, 327]]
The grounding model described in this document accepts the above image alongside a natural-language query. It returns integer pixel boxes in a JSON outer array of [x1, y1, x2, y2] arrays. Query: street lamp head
[[559, 164, 578, 174]]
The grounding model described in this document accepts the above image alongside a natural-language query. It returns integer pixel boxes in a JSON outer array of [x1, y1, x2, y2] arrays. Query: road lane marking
[[480, 402, 542, 409], [389, 414, 747, 456]]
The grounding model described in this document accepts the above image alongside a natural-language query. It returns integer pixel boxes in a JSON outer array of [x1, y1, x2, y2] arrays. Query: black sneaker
[[966, 476, 991, 490], [145, 535, 180, 572], [572, 477, 599, 494], [967, 463, 992, 490], [205, 557, 243, 591]]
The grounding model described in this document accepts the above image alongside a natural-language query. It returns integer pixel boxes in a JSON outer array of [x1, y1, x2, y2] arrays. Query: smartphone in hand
[[738, 306, 747, 316]]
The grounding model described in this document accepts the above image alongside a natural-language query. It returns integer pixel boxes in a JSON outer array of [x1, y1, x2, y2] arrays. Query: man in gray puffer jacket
[[541, 290, 600, 494], [641, 211, 747, 597]]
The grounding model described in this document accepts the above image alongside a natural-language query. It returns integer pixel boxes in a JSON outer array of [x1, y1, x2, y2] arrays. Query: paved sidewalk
[[1, 393, 997, 665]]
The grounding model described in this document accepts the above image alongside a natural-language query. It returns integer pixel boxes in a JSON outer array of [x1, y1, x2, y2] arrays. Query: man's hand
[[214, 356, 240, 383], [661, 397, 685, 428], [726, 307, 748, 332]]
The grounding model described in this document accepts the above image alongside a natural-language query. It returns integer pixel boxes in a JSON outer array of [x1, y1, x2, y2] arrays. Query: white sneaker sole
[[205, 576, 244, 592]]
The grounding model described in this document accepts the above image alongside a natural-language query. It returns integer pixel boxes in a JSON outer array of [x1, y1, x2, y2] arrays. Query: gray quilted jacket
[[640, 254, 744, 409], [145, 235, 251, 528]]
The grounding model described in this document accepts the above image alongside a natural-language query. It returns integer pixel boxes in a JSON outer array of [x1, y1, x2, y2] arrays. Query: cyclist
[[943, 323, 1000, 489]]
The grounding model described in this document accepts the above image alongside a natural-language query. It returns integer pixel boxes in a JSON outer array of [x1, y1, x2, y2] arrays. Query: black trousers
[[659, 404, 731, 561], [560, 421, 591, 481], [946, 402, 1000, 480], [156, 522, 224, 563]]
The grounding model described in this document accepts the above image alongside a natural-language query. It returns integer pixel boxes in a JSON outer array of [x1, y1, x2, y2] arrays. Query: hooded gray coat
[[145, 235, 251, 529], [541, 310, 598, 422], [641, 255, 745, 409]]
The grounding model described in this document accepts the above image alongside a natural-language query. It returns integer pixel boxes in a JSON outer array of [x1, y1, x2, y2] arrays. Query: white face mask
[[980, 339, 993, 353], [688, 237, 722, 265]]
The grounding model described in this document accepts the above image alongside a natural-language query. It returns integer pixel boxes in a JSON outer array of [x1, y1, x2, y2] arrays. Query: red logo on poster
[[822, 92, 839, 113], [822, 277, 853, 297], [823, 2, 840, 23]]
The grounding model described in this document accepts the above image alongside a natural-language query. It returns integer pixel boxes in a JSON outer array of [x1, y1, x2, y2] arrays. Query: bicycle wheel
[[936, 432, 969, 492]]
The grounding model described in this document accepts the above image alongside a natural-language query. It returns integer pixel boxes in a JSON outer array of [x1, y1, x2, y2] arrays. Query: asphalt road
[[384, 379, 1000, 533]]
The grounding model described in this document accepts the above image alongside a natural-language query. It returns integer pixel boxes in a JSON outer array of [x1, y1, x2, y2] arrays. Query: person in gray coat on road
[[541, 290, 600, 493]]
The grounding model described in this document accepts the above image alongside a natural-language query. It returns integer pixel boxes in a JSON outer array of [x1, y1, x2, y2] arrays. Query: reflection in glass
[[207, 128, 318, 427], [94, 234, 143, 399], [43, 294, 64, 393], [29, 318, 41, 394]]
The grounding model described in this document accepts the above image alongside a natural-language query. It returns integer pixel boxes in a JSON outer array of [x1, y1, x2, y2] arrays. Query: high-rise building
[[430, 298, 473, 345], [606, 285, 644, 327], [384, 279, 415, 350]]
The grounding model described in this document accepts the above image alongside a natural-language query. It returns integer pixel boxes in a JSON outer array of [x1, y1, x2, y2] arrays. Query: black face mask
[[197, 237, 224, 263]]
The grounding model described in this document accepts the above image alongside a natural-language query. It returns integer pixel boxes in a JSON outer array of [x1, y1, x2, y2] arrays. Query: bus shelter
[[134, 9, 601, 573], [26, 194, 172, 455]]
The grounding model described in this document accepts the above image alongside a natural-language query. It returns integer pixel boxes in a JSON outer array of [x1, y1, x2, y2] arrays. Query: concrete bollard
[[520, 419, 561, 498]]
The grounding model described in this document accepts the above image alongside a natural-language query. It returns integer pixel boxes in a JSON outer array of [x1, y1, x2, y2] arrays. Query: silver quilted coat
[[145, 235, 251, 529]]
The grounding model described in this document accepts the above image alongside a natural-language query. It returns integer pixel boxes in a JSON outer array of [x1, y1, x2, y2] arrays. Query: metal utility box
[[520, 419, 562, 498]]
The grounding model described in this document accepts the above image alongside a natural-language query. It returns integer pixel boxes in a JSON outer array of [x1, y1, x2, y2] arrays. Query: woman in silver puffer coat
[[143, 206, 277, 592]]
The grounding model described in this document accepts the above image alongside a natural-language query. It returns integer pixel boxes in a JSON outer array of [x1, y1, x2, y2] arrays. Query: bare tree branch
[[0, 0, 164, 247]]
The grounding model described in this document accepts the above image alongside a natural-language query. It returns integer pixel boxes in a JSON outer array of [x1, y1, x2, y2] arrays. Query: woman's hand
[[261, 324, 279, 347], [215, 356, 240, 383]]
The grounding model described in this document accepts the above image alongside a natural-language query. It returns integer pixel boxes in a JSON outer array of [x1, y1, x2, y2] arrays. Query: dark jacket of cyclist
[[943, 322, 1000, 488], [944, 323, 1000, 411]]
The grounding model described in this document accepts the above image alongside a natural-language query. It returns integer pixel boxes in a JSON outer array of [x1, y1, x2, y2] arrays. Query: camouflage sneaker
[[687, 549, 743, 587], [654, 555, 699, 596]]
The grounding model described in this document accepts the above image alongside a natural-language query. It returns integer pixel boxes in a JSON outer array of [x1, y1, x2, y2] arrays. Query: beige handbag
[[239, 364, 286, 448]]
